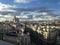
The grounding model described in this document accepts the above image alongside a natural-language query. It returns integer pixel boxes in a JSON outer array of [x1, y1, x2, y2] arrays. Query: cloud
[[0, 2, 17, 21], [0, 2, 18, 15], [14, 0, 36, 3], [57, 2, 60, 5], [16, 15, 28, 18], [0, 3, 60, 21], [41, 12, 47, 15], [0, 2, 16, 11]]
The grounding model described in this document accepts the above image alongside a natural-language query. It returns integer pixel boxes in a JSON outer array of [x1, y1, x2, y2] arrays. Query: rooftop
[[0, 40, 14, 45]]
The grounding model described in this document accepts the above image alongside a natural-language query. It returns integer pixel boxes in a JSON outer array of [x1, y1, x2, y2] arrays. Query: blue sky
[[0, 0, 60, 9], [0, 0, 60, 21]]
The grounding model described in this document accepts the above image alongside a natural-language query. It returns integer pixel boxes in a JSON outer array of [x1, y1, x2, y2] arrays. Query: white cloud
[[0, 2, 16, 11], [16, 15, 28, 18], [41, 12, 47, 15], [14, 0, 36, 3], [58, 2, 60, 5], [0, 2, 17, 21], [0, 14, 13, 21], [4, 15, 13, 18], [0, 2, 59, 21]]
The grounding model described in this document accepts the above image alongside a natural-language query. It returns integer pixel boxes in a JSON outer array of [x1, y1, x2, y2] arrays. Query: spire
[[13, 16, 19, 23]]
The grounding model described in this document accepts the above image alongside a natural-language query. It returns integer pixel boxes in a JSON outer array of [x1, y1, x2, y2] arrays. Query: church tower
[[13, 16, 19, 23]]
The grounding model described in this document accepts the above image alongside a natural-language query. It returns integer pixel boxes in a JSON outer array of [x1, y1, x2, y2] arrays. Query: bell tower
[[13, 16, 19, 23]]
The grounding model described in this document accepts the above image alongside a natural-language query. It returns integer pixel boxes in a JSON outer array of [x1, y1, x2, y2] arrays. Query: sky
[[0, 0, 60, 21]]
